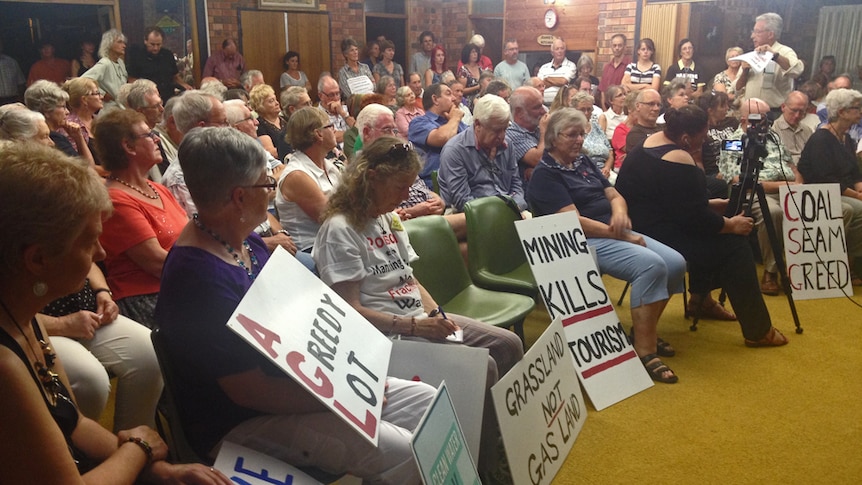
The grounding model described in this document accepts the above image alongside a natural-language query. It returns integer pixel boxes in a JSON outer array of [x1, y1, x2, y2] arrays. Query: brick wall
[[596, 0, 637, 71]]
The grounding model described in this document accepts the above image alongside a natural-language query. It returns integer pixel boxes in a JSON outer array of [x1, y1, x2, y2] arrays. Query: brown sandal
[[686, 296, 737, 321], [744, 327, 789, 348]]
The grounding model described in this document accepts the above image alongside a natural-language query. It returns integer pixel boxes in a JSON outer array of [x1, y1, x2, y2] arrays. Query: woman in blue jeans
[[528, 107, 685, 384]]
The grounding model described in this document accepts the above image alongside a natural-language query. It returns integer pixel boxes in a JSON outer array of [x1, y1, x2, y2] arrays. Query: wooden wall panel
[[503, 0, 601, 54], [240, 10, 286, 90], [287, 12, 330, 100]]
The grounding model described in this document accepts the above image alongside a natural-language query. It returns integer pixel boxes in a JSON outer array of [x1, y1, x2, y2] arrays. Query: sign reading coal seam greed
[[214, 441, 323, 485], [228, 247, 391, 445], [780, 183, 851, 300], [492, 318, 585, 485], [515, 212, 652, 410]]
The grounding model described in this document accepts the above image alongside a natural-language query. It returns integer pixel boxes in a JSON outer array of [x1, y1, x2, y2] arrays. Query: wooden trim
[[8, 0, 114, 4], [365, 13, 406, 19]]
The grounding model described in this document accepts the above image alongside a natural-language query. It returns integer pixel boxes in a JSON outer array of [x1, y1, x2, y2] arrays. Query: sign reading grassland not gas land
[[780, 183, 852, 300], [492, 318, 585, 485], [515, 212, 652, 411]]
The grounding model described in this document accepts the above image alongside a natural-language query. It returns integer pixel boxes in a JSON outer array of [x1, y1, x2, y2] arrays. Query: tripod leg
[[754, 184, 803, 334]]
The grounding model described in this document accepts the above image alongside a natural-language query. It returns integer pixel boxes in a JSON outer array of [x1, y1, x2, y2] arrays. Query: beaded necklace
[[193, 214, 259, 280], [0, 298, 62, 406], [108, 176, 160, 200]]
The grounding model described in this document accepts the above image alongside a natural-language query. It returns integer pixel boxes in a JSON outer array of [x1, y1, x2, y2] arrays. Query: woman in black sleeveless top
[[0, 143, 229, 484]]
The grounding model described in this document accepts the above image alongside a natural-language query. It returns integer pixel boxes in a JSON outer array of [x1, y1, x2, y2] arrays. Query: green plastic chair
[[403, 215, 535, 343], [464, 196, 538, 298]]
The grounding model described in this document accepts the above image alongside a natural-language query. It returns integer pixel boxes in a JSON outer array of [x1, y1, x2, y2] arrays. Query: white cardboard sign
[[780, 183, 852, 300], [515, 212, 653, 410], [389, 339, 488, 463], [411, 382, 481, 485], [227, 247, 392, 445], [213, 441, 323, 485], [491, 317, 586, 485]]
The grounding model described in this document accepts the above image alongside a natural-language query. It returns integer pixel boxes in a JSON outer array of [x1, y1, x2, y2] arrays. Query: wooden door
[[240, 10, 330, 100]]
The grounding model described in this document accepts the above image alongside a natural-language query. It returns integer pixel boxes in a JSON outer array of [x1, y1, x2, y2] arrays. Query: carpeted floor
[[101, 270, 862, 484], [529, 272, 862, 485]]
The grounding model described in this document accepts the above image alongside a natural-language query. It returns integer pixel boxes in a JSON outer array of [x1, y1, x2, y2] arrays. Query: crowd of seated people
[[6, 9, 862, 482]]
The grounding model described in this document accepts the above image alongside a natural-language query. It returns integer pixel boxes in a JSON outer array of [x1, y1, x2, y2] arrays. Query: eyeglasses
[[243, 175, 277, 192], [232, 116, 256, 126], [86, 91, 102, 97], [321, 91, 340, 98], [375, 125, 399, 135], [133, 131, 160, 141], [559, 131, 585, 140], [319, 123, 335, 130]]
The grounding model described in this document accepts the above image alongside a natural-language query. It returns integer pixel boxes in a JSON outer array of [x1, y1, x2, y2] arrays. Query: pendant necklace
[[0, 298, 62, 406]]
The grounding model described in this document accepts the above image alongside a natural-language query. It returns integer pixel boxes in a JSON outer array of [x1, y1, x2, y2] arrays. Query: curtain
[[641, 3, 680, 73], [813, 5, 862, 78]]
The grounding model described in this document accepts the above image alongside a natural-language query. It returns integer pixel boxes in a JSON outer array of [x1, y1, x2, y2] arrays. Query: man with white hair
[[718, 98, 800, 295], [317, 73, 354, 145], [162, 90, 229, 216], [241, 69, 265, 92], [737, 12, 803, 115], [537, 37, 576, 106], [439, 94, 526, 212]]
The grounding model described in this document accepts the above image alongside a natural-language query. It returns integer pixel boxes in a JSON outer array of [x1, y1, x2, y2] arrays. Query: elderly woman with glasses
[[24, 80, 94, 164], [275, 107, 342, 254], [572, 91, 614, 178], [155, 127, 435, 483], [0, 142, 226, 484], [313, 136, 523, 479], [528, 108, 686, 383], [63, 77, 103, 161], [92, 109, 187, 329]]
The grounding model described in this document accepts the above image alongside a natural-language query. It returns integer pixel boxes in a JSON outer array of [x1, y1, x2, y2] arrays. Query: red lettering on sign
[[334, 400, 378, 439], [235, 314, 282, 359], [286, 351, 334, 398]]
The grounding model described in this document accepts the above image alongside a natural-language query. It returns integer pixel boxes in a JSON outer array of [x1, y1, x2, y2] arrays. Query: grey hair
[[223, 99, 250, 125], [280, 86, 308, 119], [440, 71, 456, 85], [756, 12, 783, 40], [485, 79, 511, 98], [605, 85, 625, 104], [375, 75, 395, 95], [173, 91, 216, 133], [98, 29, 126, 58], [317, 72, 335, 93], [241, 69, 263, 90], [395, 86, 413, 107], [0, 110, 46, 141], [662, 78, 688, 101], [576, 55, 594, 71], [356, 103, 394, 143], [158, 95, 180, 129], [545, 108, 587, 149], [24, 80, 69, 115], [473, 94, 511, 124], [116, 82, 134, 108], [572, 90, 594, 107], [469, 34, 485, 48], [199, 79, 227, 101], [178, 127, 267, 211], [825, 88, 862, 122], [125, 79, 158, 110]]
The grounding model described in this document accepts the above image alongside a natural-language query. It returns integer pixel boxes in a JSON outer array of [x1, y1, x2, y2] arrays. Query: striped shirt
[[625, 62, 661, 86]]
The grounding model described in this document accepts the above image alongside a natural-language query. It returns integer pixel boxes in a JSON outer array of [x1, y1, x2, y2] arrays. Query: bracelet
[[92, 288, 113, 297], [410, 316, 417, 336], [391, 314, 399, 334], [126, 437, 153, 462], [277, 230, 290, 236]]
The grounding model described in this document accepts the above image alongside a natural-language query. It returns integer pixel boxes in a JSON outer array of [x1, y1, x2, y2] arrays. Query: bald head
[[740, 97, 770, 128], [833, 75, 853, 90], [781, 91, 808, 127], [510, 86, 545, 130]]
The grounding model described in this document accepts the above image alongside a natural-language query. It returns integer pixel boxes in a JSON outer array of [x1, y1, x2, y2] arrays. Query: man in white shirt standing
[[494, 39, 530, 90], [537, 37, 576, 106]]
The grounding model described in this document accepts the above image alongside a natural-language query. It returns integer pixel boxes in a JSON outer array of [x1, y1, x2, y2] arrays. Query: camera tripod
[[725, 168, 803, 335]]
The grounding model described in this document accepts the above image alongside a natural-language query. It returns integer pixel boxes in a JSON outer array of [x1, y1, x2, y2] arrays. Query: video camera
[[725, 112, 772, 217]]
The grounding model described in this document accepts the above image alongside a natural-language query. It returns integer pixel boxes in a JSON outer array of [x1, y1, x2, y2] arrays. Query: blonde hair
[[64, 77, 99, 110], [249, 84, 276, 113]]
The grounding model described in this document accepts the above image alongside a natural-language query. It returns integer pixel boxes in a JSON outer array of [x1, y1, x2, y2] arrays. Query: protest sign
[[412, 383, 480, 485], [780, 183, 851, 300], [389, 340, 488, 463], [228, 247, 391, 445], [213, 441, 322, 485], [515, 212, 652, 410], [491, 317, 585, 485]]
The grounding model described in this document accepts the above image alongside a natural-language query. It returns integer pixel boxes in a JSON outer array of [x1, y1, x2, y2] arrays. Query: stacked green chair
[[403, 215, 535, 343], [463, 196, 538, 298]]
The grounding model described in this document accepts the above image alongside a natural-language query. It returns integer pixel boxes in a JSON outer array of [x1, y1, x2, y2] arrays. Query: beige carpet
[[528, 273, 862, 485]]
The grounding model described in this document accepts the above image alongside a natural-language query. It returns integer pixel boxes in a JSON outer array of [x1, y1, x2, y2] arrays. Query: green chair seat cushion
[[441, 285, 535, 329]]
